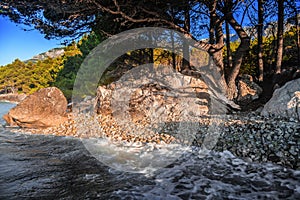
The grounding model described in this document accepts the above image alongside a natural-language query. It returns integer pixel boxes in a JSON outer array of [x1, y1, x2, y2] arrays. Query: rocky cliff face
[[25, 48, 65, 63]]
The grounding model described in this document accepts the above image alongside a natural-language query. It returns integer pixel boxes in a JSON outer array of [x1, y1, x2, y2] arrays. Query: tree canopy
[[1, 0, 299, 101]]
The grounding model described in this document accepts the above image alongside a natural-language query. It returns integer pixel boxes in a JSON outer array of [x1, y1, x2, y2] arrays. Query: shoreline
[[0, 99, 19, 104], [0, 93, 27, 104], [3, 111, 299, 170]]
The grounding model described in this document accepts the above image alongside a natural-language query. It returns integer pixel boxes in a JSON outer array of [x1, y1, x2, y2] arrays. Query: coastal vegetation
[[0, 43, 80, 94], [0, 25, 298, 102], [0, 2, 299, 199], [0, 0, 299, 104]]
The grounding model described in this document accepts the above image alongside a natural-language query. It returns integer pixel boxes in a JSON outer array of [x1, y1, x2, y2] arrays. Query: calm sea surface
[[0, 101, 16, 125]]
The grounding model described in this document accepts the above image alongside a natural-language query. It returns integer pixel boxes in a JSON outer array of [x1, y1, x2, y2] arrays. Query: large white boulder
[[261, 78, 300, 120]]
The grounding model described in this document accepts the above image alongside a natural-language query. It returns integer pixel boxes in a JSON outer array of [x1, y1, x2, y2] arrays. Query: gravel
[[194, 111, 300, 170], [7, 110, 300, 170]]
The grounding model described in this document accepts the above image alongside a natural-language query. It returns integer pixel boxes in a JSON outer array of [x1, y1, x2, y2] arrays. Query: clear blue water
[[0, 102, 299, 199], [0, 101, 16, 125]]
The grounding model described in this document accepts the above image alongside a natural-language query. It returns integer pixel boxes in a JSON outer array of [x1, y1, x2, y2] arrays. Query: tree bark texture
[[225, 20, 233, 69], [276, 0, 284, 74], [258, 0, 264, 82], [182, 3, 191, 71], [226, 13, 250, 99]]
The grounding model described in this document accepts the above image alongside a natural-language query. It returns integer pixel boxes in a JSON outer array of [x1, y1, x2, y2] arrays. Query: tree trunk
[[209, 2, 217, 45], [296, 6, 300, 67], [275, 0, 284, 74], [258, 0, 264, 82], [170, 30, 177, 70], [149, 32, 154, 64], [207, 0, 228, 95], [149, 49, 154, 63], [182, 3, 191, 71], [213, 22, 228, 94], [225, 20, 233, 69], [226, 13, 250, 99]]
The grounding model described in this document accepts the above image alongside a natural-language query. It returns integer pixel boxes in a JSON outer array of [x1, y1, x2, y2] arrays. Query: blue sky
[[0, 16, 66, 66]]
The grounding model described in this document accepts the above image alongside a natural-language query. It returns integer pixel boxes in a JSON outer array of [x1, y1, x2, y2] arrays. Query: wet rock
[[261, 78, 300, 121], [3, 87, 68, 128]]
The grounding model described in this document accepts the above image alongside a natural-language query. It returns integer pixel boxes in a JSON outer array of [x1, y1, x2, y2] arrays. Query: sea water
[[0, 101, 16, 125], [0, 101, 299, 199]]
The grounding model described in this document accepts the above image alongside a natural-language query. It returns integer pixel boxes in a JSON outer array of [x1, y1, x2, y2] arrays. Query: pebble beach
[[7, 109, 300, 170]]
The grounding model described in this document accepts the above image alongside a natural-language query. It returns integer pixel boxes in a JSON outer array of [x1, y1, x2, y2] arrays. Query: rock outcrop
[[3, 87, 68, 128], [91, 66, 217, 140], [93, 66, 216, 134], [237, 74, 263, 103], [261, 78, 300, 120]]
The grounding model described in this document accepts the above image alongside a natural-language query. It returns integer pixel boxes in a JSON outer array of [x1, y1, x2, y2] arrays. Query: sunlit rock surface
[[237, 74, 263, 103], [95, 66, 210, 121], [3, 87, 68, 128], [261, 78, 300, 121]]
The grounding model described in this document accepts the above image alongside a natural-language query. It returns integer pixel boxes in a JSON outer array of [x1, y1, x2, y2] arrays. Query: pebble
[[8, 110, 300, 169]]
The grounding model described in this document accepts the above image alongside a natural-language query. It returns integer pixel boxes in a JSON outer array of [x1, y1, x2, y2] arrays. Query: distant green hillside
[[0, 44, 80, 94], [0, 33, 102, 100]]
